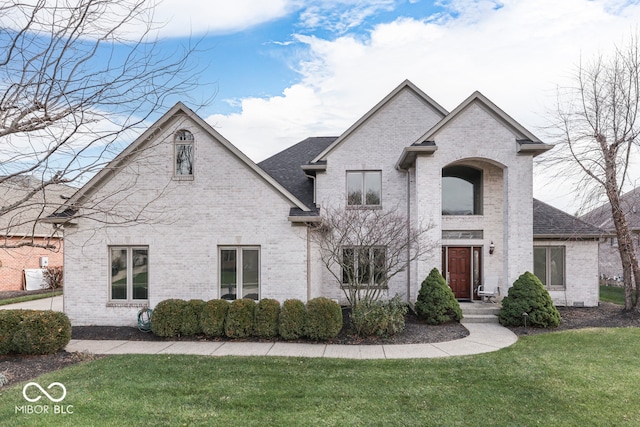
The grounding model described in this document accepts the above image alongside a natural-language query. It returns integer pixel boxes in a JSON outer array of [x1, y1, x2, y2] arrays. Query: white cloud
[[205, 0, 640, 212]]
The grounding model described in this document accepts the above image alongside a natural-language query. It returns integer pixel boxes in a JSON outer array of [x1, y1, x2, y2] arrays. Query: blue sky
[[118, 1, 640, 211]]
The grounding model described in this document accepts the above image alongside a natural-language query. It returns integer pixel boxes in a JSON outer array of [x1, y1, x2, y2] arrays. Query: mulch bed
[[1, 299, 639, 390]]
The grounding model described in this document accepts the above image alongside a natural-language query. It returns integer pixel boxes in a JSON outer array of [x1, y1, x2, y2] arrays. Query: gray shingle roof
[[258, 137, 337, 210], [580, 187, 640, 232], [533, 199, 603, 239]]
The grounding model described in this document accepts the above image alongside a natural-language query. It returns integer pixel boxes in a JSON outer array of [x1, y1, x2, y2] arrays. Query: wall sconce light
[[489, 241, 495, 255]]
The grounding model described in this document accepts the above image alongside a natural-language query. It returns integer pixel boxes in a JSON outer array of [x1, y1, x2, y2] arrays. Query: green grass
[[0, 290, 62, 306], [2, 328, 640, 426], [600, 285, 627, 305]]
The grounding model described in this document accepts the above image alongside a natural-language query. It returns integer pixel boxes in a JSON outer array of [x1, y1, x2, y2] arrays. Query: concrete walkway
[[1, 296, 518, 359], [66, 323, 517, 360]]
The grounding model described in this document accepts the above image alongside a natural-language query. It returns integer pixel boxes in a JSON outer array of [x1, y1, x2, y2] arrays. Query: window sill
[[346, 205, 382, 210], [546, 287, 566, 291], [107, 301, 148, 308], [173, 175, 194, 181], [341, 285, 388, 290]]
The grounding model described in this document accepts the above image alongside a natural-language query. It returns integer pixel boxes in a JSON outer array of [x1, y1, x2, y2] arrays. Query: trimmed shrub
[[151, 299, 187, 337], [225, 299, 256, 338], [279, 299, 306, 340], [0, 310, 25, 354], [499, 271, 561, 328], [253, 299, 280, 339], [352, 295, 408, 337], [201, 299, 230, 337], [181, 299, 206, 336], [415, 268, 463, 325], [305, 297, 343, 340], [6, 310, 71, 355]]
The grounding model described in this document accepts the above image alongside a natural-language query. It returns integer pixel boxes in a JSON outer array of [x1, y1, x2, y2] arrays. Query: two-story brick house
[[51, 80, 601, 326]]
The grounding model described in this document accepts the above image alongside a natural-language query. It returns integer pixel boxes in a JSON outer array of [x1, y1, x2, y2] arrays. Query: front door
[[445, 247, 471, 299]]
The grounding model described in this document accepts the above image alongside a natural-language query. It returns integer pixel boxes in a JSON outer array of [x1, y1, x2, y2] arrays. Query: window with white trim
[[347, 171, 381, 207], [175, 130, 194, 177], [533, 246, 565, 289], [342, 246, 386, 287], [110, 246, 148, 301], [220, 247, 260, 300]]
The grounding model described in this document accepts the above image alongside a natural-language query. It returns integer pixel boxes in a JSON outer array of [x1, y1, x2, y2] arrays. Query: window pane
[[132, 249, 148, 300], [373, 248, 386, 284], [342, 248, 355, 283], [221, 249, 237, 300], [111, 248, 128, 299], [176, 143, 193, 175], [364, 172, 381, 205], [533, 248, 547, 286], [442, 166, 482, 215], [549, 247, 565, 287], [358, 248, 371, 284], [346, 172, 363, 205], [242, 249, 259, 300]]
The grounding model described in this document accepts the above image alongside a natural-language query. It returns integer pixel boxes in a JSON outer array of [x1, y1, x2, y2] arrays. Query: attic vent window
[[175, 130, 194, 178]]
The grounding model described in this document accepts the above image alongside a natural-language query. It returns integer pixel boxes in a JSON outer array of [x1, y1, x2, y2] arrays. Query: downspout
[[406, 168, 411, 304], [307, 225, 312, 302]]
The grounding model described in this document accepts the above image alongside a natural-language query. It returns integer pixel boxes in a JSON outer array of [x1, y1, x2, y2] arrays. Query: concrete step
[[460, 302, 501, 324], [461, 314, 499, 324]]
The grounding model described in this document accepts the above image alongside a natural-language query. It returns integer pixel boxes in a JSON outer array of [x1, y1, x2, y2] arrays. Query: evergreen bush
[[225, 299, 256, 338], [499, 271, 561, 328], [305, 297, 343, 340], [253, 298, 280, 339], [0, 310, 25, 354], [279, 299, 306, 340], [201, 299, 230, 337], [351, 295, 408, 337], [415, 268, 463, 324], [151, 299, 187, 337], [180, 299, 206, 336], [5, 310, 71, 355]]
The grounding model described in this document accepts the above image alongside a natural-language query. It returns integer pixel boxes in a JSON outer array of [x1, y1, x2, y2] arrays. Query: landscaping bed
[[1, 301, 639, 389]]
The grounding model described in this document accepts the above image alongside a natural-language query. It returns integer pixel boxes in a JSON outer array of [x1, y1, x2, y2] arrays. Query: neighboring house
[[50, 80, 601, 327], [0, 176, 72, 291], [580, 187, 640, 281]]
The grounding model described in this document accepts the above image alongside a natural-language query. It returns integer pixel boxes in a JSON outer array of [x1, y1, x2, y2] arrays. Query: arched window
[[442, 165, 482, 215], [174, 130, 194, 177]]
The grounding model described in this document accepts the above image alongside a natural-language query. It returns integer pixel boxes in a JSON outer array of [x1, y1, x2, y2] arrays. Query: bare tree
[[311, 205, 432, 307], [547, 35, 640, 310], [0, 0, 206, 248]]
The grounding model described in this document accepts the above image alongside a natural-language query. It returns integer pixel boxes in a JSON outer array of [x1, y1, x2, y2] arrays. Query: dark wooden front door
[[446, 247, 471, 299]]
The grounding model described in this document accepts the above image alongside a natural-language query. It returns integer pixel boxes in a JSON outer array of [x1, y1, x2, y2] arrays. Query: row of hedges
[[151, 297, 343, 341], [0, 310, 71, 355]]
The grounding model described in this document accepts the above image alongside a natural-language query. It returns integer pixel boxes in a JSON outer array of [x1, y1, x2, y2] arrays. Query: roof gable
[[311, 80, 448, 163], [416, 91, 549, 151], [56, 102, 311, 216]]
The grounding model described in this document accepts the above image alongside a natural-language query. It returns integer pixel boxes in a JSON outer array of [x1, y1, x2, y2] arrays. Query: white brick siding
[[534, 239, 599, 307], [64, 114, 308, 326]]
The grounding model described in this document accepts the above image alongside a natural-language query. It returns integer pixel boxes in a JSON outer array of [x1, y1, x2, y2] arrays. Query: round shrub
[[415, 268, 463, 325], [0, 310, 26, 354], [201, 299, 230, 337], [279, 299, 306, 340], [180, 299, 206, 336], [9, 310, 71, 355], [305, 297, 343, 340], [225, 299, 256, 338], [499, 271, 561, 328], [352, 295, 408, 337], [151, 299, 187, 337], [253, 299, 280, 339]]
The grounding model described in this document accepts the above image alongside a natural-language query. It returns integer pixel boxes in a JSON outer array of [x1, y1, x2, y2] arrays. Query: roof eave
[[517, 142, 554, 157], [534, 234, 602, 240], [396, 145, 438, 170]]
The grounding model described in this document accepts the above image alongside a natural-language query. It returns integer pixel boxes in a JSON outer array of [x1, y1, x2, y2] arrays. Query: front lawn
[[600, 285, 627, 305], [2, 328, 640, 426]]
